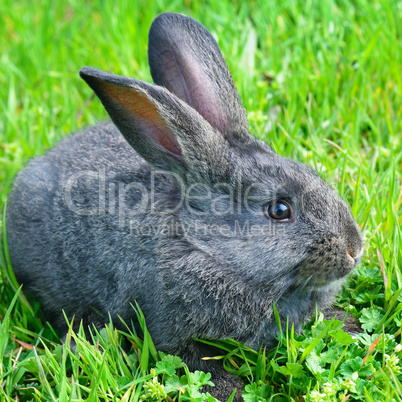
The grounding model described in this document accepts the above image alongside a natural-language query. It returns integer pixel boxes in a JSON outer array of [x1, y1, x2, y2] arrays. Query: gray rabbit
[[6, 12, 363, 401]]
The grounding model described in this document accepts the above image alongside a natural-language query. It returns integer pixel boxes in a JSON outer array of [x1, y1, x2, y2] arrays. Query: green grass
[[1, 0, 402, 400]]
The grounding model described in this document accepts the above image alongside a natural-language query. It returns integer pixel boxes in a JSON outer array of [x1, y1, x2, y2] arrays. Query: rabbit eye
[[263, 201, 294, 222]]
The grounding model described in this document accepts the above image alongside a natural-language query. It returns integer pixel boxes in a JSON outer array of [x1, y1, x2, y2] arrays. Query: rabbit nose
[[347, 251, 356, 265], [347, 247, 363, 265], [346, 222, 364, 265]]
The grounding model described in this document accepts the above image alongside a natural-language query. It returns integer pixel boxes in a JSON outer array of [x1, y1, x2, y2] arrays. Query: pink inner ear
[[101, 82, 183, 160], [162, 51, 228, 135], [184, 57, 228, 134]]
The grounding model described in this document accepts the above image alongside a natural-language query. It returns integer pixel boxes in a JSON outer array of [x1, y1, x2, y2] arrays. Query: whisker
[[274, 270, 306, 301], [263, 261, 305, 288]]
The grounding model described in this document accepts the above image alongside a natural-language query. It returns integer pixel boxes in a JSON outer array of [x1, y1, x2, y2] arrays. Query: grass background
[[1, 0, 402, 400]]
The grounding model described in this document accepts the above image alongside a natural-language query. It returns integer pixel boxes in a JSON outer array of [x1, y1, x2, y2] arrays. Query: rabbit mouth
[[283, 258, 355, 295], [270, 270, 345, 305]]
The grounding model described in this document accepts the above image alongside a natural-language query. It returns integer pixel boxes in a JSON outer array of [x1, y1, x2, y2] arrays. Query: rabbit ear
[[79, 67, 223, 173], [148, 13, 249, 141]]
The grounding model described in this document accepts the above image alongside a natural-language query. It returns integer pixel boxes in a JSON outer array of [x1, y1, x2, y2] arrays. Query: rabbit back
[[6, 123, 168, 331]]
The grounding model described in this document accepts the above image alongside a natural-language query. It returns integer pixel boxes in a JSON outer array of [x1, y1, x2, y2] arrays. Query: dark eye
[[263, 201, 294, 222]]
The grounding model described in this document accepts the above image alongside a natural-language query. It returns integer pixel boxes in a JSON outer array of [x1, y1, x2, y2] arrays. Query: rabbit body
[[6, 13, 363, 401]]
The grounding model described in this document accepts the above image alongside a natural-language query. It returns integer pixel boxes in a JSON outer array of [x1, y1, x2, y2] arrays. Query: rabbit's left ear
[[148, 13, 249, 141], [80, 67, 228, 176]]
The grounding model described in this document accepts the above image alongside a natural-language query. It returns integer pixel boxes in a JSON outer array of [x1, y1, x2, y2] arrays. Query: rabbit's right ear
[[148, 13, 249, 141], [80, 67, 226, 175]]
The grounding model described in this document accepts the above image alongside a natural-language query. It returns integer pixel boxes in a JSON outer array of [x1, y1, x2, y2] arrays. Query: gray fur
[[6, 13, 363, 401]]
